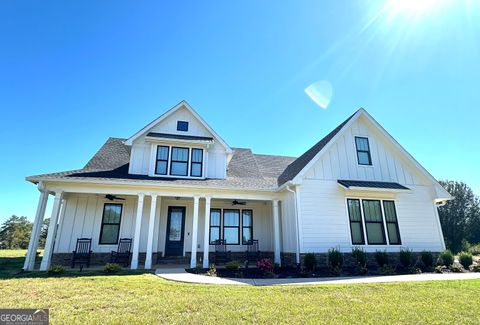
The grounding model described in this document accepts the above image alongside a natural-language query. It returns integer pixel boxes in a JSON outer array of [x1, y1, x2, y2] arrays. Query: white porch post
[[202, 197, 211, 268], [145, 194, 157, 269], [272, 199, 281, 265], [131, 193, 145, 269], [40, 191, 64, 271], [190, 196, 200, 268], [24, 184, 49, 271]]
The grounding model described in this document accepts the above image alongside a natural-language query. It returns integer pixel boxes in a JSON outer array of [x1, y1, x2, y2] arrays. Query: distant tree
[[438, 180, 480, 253], [38, 218, 50, 248], [0, 215, 33, 249]]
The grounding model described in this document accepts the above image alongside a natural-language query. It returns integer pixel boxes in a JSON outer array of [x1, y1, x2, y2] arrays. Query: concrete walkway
[[155, 268, 480, 286]]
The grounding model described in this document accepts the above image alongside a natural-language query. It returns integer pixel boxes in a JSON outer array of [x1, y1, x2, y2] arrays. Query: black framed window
[[155, 146, 169, 175], [223, 209, 240, 245], [209, 209, 221, 244], [355, 137, 372, 165], [190, 148, 203, 177], [242, 210, 253, 244], [177, 121, 189, 131], [99, 203, 122, 244], [383, 201, 402, 245], [170, 147, 189, 176], [362, 200, 387, 245], [347, 199, 365, 245]]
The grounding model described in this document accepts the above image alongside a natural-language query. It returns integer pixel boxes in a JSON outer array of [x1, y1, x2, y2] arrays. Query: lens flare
[[305, 81, 333, 109]]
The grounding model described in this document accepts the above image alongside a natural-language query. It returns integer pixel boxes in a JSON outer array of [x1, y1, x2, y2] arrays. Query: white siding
[[280, 192, 297, 253]]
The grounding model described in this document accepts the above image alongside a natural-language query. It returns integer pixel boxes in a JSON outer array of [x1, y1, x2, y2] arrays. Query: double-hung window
[[242, 210, 253, 244], [190, 148, 203, 177], [209, 209, 221, 244], [223, 209, 240, 245], [99, 203, 122, 245], [355, 137, 372, 165], [170, 147, 189, 176], [155, 146, 169, 175], [347, 199, 365, 245], [362, 200, 386, 245], [383, 200, 402, 245]]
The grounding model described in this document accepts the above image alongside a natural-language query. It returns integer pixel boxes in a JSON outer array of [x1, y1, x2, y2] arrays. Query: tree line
[[0, 216, 49, 249]]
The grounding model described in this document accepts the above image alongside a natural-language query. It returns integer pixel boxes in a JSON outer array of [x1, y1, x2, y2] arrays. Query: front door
[[165, 206, 186, 256]]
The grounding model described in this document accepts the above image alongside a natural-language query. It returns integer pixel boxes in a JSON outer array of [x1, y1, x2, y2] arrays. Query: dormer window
[[170, 147, 189, 176], [355, 136, 372, 166], [153, 144, 204, 178], [191, 148, 203, 177], [177, 121, 189, 132], [155, 146, 169, 175]]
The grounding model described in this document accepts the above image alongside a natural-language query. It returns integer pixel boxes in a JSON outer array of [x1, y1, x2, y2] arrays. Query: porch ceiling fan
[[105, 194, 125, 201], [232, 200, 246, 206]]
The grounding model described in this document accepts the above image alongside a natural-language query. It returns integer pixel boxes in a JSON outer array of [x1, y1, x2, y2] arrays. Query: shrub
[[439, 250, 454, 267], [206, 265, 217, 277], [47, 264, 65, 275], [104, 263, 122, 273], [303, 253, 316, 272], [399, 248, 413, 267], [192, 265, 203, 274], [256, 258, 274, 273], [407, 266, 422, 274], [352, 247, 367, 267], [375, 250, 389, 267], [468, 244, 480, 255], [421, 250, 434, 268], [459, 252, 473, 269], [379, 265, 395, 275], [225, 260, 242, 271], [328, 247, 343, 275]]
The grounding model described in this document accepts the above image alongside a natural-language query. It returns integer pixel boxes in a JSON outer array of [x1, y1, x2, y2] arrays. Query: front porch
[[23, 183, 285, 271]]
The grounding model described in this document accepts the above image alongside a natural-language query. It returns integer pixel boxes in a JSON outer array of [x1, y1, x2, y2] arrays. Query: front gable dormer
[[125, 101, 232, 179]]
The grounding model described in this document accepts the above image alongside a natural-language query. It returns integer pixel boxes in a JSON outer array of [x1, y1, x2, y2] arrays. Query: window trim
[[383, 200, 402, 245], [347, 199, 365, 245], [355, 136, 373, 166], [177, 120, 189, 132], [154, 145, 169, 175], [209, 208, 222, 245], [241, 209, 254, 244], [99, 203, 122, 245], [190, 148, 203, 177], [222, 209, 240, 245], [169, 146, 190, 176]]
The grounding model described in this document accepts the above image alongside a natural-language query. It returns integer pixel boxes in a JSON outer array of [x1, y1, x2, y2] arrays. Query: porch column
[[202, 197, 211, 268], [40, 191, 64, 271], [272, 199, 281, 265], [190, 196, 200, 268], [145, 194, 158, 269], [24, 183, 49, 271], [131, 193, 145, 269]]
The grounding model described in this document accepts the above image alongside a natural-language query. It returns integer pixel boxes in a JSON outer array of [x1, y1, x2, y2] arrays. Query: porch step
[[156, 256, 190, 265]]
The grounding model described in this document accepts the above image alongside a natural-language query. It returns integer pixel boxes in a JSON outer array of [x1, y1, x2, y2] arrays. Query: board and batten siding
[[53, 193, 275, 255], [128, 106, 228, 179], [296, 116, 444, 253]]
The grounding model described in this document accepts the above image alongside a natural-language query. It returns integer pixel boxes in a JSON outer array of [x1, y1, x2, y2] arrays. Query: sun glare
[[387, 0, 439, 16]]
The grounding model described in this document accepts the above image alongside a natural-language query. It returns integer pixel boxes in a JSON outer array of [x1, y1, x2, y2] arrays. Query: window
[[170, 147, 189, 176], [177, 121, 189, 132], [155, 146, 169, 175], [190, 148, 203, 177], [362, 200, 387, 245], [242, 210, 253, 244], [223, 209, 240, 244], [99, 203, 122, 244], [347, 199, 365, 245], [355, 137, 372, 165], [383, 201, 401, 245], [209, 209, 221, 244]]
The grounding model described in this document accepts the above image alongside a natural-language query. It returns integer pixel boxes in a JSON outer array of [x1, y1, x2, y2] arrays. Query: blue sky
[[1, 0, 479, 222]]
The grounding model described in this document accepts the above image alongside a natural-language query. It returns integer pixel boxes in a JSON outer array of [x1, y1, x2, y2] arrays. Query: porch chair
[[214, 239, 231, 264], [245, 239, 261, 262], [71, 238, 93, 269], [110, 238, 132, 267]]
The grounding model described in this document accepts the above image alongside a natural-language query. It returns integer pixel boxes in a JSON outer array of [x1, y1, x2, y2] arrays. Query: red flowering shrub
[[256, 258, 274, 273]]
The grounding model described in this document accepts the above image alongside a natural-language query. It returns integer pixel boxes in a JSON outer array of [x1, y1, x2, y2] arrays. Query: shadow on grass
[[0, 255, 154, 280]]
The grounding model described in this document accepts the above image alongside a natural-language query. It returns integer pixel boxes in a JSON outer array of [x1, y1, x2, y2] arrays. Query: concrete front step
[[156, 256, 190, 265]]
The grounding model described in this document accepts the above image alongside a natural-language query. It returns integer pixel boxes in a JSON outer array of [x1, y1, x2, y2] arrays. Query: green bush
[[375, 250, 389, 267], [206, 265, 217, 277], [352, 247, 367, 267], [104, 263, 122, 274], [380, 265, 395, 275], [303, 253, 317, 272], [459, 252, 473, 269], [48, 264, 65, 275], [439, 250, 454, 267], [328, 247, 344, 269], [468, 244, 480, 255], [399, 248, 413, 267], [407, 266, 422, 274], [421, 250, 434, 267], [225, 260, 242, 271]]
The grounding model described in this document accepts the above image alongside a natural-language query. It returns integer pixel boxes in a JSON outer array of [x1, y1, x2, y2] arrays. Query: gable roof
[[124, 100, 232, 153]]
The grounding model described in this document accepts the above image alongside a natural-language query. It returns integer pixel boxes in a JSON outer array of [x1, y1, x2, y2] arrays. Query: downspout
[[286, 185, 301, 265]]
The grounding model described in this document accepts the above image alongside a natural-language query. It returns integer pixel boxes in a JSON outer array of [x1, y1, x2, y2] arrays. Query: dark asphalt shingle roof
[[337, 180, 410, 190], [146, 132, 214, 141]]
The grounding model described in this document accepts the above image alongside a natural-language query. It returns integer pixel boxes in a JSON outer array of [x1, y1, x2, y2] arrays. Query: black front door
[[165, 206, 186, 256]]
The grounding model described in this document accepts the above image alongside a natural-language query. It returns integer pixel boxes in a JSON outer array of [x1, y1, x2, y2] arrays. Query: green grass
[[1, 250, 480, 324]]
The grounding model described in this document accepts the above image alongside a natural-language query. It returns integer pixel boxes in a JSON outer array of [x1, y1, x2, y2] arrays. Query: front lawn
[[1, 251, 480, 324]]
